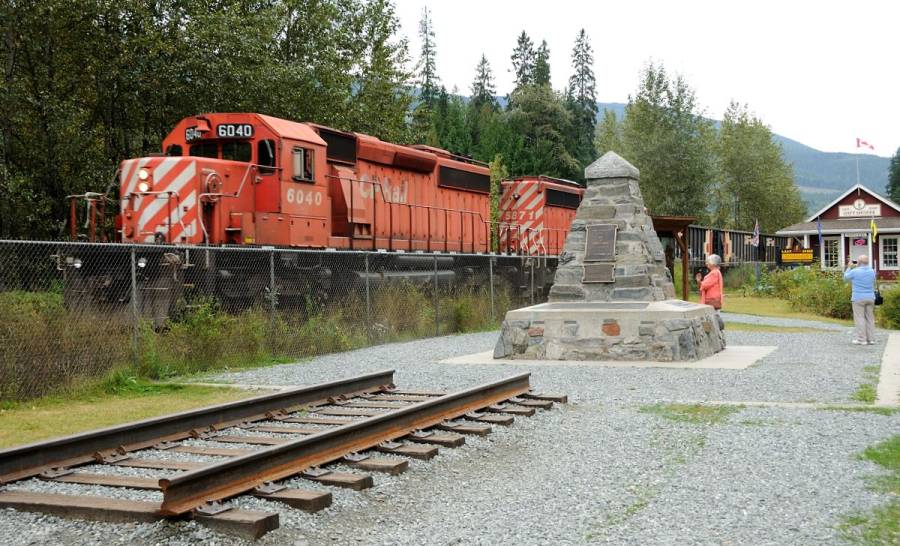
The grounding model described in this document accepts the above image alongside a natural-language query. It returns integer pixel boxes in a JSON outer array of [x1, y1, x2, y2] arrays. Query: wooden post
[[676, 230, 689, 301]]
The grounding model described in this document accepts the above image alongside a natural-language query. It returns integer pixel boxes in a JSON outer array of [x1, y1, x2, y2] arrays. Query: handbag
[[875, 290, 883, 306]]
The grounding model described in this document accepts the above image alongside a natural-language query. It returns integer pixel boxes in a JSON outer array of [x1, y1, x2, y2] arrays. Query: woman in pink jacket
[[699, 254, 724, 308], [699, 254, 725, 328]]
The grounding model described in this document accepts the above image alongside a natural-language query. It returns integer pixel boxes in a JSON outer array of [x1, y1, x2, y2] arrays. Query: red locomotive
[[64, 113, 583, 319]]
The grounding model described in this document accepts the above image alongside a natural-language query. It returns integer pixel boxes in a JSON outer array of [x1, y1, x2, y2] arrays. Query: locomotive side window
[[292, 147, 314, 182], [165, 144, 183, 156], [258, 139, 276, 174], [222, 141, 251, 162], [189, 142, 218, 158]]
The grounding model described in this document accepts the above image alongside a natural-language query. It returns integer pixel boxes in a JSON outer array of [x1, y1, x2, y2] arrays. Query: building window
[[881, 236, 899, 269], [292, 147, 314, 182], [823, 237, 840, 269]]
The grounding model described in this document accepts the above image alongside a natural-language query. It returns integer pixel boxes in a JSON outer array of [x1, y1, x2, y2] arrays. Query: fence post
[[129, 245, 139, 364], [489, 257, 495, 322], [365, 253, 371, 341], [433, 255, 439, 337], [269, 249, 276, 356]]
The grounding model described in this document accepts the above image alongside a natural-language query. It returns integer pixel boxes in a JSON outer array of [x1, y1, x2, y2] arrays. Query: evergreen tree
[[888, 146, 900, 203], [620, 62, 717, 218], [533, 41, 551, 86], [349, 0, 413, 143], [510, 31, 535, 93], [505, 85, 580, 180], [440, 91, 472, 155], [416, 6, 439, 107], [566, 29, 598, 169], [714, 102, 805, 231], [471, 55, 497, 110]]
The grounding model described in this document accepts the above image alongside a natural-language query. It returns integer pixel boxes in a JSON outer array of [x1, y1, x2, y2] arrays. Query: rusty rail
[[0, 370, 395, 483], [158, 372, 532, 514]]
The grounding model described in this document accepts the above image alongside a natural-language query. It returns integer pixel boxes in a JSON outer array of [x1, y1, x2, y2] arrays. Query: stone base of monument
[[493, 300, 726, 362]]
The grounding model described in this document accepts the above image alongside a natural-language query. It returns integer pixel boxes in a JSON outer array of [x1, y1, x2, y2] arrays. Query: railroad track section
[[0, 370, 565, 539]]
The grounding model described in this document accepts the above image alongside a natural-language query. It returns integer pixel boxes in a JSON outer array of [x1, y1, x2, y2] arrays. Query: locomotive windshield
[[185, 141, 253, 162]]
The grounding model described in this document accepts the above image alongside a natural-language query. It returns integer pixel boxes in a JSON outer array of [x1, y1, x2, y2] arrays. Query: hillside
[[597, 102, 891, 214]]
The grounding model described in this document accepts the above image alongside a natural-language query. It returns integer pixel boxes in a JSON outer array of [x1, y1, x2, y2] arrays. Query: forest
[[0, 0, 807, 239]]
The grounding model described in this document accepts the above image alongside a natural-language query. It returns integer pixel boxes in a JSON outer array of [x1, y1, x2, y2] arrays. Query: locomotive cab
[[121, 113, 329, 247]]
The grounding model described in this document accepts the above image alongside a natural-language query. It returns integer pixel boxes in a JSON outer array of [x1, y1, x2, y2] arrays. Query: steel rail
[[0, 370, 395, 483], [159, 372, 532, 515]]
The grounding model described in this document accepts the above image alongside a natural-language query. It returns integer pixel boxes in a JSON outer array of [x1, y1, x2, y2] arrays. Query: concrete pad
[[875, 333, 900, 407], [442, 345, 776, 370]]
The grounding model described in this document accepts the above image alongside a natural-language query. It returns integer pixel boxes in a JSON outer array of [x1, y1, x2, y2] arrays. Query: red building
[[776, 184, 900, 280]]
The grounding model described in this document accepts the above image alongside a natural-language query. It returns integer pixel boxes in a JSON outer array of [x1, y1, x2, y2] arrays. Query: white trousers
[[851, 300, 875, 342]]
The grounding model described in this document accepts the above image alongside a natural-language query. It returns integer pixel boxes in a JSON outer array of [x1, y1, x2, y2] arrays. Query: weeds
[[2, 279, 512, 401], [839, 435, 900, 544], [639, 403, 743, 425], [851, 365, 881, 404]]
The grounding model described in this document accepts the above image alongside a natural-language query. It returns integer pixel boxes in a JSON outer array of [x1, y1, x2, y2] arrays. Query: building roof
[[777, 216, 900, 235], [805, 183, 900, 223]]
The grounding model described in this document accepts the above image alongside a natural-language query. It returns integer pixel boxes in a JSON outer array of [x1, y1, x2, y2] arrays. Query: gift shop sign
[[838, 199, 881, 218]]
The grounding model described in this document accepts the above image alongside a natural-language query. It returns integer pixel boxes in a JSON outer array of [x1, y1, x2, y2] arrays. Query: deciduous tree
[[620, 63, 717, 218], [714, 102, 805, 231]]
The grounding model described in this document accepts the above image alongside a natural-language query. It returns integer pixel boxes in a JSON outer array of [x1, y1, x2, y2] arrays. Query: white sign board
[[838, 198, 881, 218]]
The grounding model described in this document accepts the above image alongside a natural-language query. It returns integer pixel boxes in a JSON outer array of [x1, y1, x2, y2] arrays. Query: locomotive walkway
[[0, 313, 896, 544]]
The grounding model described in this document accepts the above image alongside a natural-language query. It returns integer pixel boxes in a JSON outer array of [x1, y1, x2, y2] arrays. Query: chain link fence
[[0, 240, 554, 401]]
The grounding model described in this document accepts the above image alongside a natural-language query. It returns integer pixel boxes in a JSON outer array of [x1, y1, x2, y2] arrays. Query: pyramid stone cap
[[585, 151, 640, 180]]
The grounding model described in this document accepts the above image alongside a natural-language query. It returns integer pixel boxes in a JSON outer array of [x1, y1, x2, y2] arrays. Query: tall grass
[[2, 278, 517, 401]]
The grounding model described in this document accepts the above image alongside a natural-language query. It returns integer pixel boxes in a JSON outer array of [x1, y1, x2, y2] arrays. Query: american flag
[[750, 219, 760, 247]]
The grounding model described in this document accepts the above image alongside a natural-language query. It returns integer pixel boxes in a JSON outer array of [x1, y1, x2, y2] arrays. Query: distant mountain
[[596, 102, 890, 214]]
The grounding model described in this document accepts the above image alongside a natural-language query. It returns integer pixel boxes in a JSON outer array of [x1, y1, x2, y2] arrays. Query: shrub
[[767, 267, 820, 299], [879, 285, 900, 329], [786, 271, 853, 319], [723, 264, 758, 290], [136, 300, 268, 379]]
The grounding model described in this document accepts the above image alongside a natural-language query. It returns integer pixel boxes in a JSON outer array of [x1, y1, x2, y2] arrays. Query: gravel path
[[2, 316, 897, 545]]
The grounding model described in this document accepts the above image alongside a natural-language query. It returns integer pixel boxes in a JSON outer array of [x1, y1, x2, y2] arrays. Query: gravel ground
[[1, 318, 897, 545]]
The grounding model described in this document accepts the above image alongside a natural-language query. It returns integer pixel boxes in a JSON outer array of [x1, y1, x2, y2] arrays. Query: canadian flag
[[856, 138, 875, 150]]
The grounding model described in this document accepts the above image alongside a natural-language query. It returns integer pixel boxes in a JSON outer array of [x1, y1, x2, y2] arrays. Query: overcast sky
[[393, 0, 898, 157]]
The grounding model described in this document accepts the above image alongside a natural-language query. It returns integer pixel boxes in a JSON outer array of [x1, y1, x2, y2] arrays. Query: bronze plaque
[[582, 263, 615, 283], [584, 224, 618, 262]]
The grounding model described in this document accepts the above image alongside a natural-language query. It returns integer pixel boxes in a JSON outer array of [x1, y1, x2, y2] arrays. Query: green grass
[[821, 406, 900, 416], [724, 322, 831, 333], [0, 381, 256, 448], [851, 365, 881, 404], [686, 291, 853, 326], [638, 403, 743, 425], [839, 435, 900, 544]]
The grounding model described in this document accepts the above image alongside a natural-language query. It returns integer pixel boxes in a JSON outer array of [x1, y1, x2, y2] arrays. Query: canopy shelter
[[651, 215, 696, 300]]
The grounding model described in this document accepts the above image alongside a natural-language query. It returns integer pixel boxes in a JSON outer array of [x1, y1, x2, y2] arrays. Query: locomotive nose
[[119, 156, 201, 244]]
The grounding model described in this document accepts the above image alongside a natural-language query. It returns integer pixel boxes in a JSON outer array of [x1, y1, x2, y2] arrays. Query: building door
[[847, 233, 870, 265]]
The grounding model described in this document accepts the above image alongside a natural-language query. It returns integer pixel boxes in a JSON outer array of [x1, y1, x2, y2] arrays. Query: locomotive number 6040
[[216, 124, 254, 138]]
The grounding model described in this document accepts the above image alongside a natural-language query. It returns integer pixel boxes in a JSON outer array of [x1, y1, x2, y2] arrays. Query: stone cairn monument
[[494, 152, 726, 361]]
